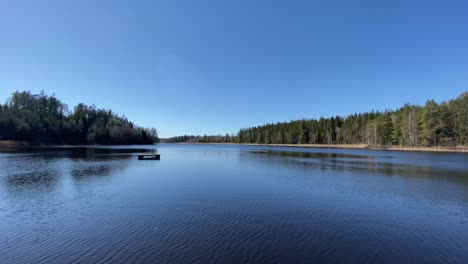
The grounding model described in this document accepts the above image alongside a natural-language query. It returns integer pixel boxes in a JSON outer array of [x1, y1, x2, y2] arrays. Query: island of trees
[[0, 91, 159, 145], [164, 91, 468, 148]]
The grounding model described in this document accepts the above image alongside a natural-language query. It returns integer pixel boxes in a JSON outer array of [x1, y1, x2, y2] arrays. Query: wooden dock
[[138, 154, 160, 160]]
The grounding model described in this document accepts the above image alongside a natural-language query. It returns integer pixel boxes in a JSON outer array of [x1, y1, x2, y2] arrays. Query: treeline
[[237, 92, 468, 147], [166, 92, 468, 147], [0, 91, 159, 145], [162, 134, 235, 143]]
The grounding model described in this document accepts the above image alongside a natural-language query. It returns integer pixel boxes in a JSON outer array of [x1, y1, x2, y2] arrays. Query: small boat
[[138, 154, 160, 160]]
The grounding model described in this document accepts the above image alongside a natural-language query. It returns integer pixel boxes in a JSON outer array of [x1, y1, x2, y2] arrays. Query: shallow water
[[1, 144, 468, 264]]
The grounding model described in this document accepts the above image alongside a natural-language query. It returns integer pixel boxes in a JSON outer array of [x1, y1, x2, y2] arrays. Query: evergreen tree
[[0, 91, 159, 145]]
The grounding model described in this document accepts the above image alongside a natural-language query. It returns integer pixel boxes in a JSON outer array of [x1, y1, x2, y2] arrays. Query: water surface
[[1, 144, 468, 263]]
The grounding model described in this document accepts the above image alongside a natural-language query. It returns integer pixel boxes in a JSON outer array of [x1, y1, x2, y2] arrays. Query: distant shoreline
[[0, 140, 30, 148], [2, 140, 466, 153], [0, 140, 155, 148], [169, 142, 468, 153]]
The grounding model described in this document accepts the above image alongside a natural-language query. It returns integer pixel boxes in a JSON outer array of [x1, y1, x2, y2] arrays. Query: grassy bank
[[372, 145, 468, 153], [0, 140, 30, 148], [171, 142, 468, 153]]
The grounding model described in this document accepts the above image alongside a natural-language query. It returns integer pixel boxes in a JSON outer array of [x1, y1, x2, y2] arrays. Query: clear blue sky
[[1, 0, 467, 137]]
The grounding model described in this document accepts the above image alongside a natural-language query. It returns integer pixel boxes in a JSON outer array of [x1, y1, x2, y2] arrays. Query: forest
[[237, 92, 468, 147], [0, 91, 159, 145], [3, 90, 467, 148], [165, 92, 468, 147]]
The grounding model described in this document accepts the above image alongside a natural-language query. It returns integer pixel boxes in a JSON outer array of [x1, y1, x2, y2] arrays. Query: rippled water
[[1, 144, 468, 264]]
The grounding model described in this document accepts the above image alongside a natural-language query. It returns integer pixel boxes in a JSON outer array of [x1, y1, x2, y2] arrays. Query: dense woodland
[[0, 91, 159, 145], [3, 90, 467, 147], [238, 92, 468, 147], [165, 92, 468, 147]]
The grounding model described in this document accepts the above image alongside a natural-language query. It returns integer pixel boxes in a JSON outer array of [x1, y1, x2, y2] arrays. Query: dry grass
[[376, 145, 468, 153], [176, 142, 468, 153], [0, 140, 30, 148]]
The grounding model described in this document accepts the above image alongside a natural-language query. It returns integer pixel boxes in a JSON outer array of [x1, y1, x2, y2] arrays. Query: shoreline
[[0, 140, 156, 148], [2, 140, 467, 153], [168, 142, 468, 153], [0, 140, 31, 148]]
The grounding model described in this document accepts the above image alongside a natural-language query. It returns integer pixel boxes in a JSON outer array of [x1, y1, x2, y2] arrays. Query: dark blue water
[[1, 144, 468, 263]]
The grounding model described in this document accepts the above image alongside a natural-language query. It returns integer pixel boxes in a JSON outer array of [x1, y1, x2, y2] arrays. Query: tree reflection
[[242, 150, 468, 185], [0, 147, 155, 193]]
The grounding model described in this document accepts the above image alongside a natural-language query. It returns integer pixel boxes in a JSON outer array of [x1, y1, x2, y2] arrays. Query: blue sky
[[1, 0, 467, 137]]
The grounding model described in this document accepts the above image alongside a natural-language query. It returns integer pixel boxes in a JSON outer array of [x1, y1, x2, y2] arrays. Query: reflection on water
[[71, 162, 120, 180], [245, 150, 468, 184], [6, 170, 60, 191], [1, 144, 468, 264], [0, 147, 147, 194]]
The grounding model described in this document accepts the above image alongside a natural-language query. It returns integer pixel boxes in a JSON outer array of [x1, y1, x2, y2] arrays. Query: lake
[[1, 144, 468, 264]]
